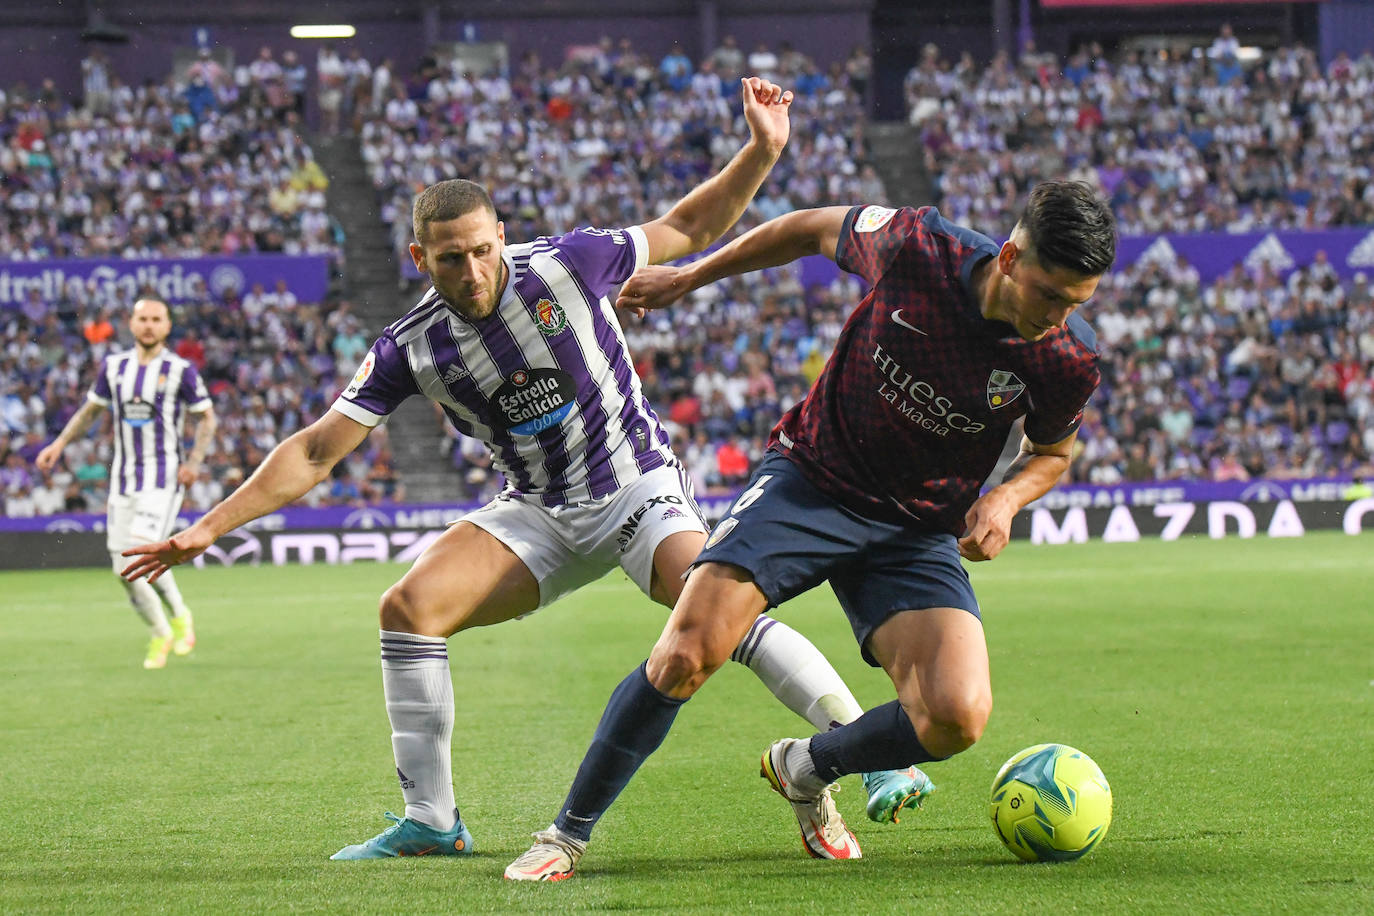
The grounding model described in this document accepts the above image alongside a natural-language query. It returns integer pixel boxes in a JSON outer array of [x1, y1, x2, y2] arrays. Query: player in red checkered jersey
[[507, 181, 1116, 879]]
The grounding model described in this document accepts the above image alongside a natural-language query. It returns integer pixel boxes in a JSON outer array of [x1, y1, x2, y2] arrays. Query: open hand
[[121, 528, 215, 583]]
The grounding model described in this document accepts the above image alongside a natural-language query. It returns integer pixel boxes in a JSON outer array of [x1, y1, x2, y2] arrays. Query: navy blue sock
[[554, 662, 686, 842], [808, 700, 944, 781]]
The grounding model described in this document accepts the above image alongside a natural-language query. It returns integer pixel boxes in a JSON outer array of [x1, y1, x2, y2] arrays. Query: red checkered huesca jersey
[[770, 205, 1101, 534]]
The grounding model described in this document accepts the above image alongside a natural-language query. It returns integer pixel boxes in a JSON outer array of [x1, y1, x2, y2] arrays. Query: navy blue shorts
[[697, 450, 980, 667]]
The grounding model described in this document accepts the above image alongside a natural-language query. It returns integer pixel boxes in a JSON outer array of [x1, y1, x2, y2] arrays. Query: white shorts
[[107, 487, 184, 553], [462, 463, 708, 610]]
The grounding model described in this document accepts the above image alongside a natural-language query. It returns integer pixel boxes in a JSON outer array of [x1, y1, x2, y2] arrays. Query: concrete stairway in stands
[[311, 134, 465, 502], [866, 121, 935, 207]]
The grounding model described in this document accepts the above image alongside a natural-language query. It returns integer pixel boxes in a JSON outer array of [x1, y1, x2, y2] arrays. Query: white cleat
[[760, 739, 862, 860], [504, 826, 585, 882]]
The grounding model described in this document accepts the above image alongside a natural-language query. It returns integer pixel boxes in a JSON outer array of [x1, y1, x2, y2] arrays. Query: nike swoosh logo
[[399, 845, 439, 856], [891, 310, 929, 335]]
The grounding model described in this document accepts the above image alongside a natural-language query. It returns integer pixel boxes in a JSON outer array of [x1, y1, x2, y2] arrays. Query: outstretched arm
[[958, 432, 1077, 562], [636, 77, 794, 265], [121, 409, 370, 581], [618, 205, 851, 315], [35, 401, 106, 471]]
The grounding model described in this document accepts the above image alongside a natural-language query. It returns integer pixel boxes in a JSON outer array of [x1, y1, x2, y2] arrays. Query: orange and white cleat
[[504, 826, 585, 881], [761, 739, 862, 860]]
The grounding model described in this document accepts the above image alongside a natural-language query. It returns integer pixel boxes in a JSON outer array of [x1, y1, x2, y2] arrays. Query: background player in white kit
[[37, 298, 217, 669], [122, 77, 931, 859]]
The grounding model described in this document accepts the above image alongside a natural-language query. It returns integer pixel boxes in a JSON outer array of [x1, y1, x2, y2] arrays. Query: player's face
[[129, 301, 172, 350], [411, 210, 507, 321], [997, 244, 1101, 342]]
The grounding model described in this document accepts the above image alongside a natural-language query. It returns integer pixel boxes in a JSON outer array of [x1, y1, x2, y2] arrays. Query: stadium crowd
[[2, 35, 1372, 520], [357, 36, 883, 271], [905, 32, 1374, 236], [0, 46, 341, 264]]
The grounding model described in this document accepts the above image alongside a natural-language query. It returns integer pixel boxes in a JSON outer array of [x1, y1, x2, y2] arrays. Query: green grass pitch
[[1, 533, 1370, 913]]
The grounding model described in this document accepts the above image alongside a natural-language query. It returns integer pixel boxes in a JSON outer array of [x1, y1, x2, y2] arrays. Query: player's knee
[[646, 639, 727, 697], [921, 689, 992, 754], [379, 582, 432, 633]]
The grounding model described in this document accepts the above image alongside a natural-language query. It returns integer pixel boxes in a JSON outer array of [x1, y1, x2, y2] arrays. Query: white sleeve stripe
[[87, 392, 110, 406], [330, 398, 385, 427], [626, 224, 650, 273]]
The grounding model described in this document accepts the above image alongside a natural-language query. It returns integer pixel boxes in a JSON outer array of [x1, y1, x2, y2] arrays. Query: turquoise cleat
[[861, 767, 936, 824], [330, 810, 475, 860]]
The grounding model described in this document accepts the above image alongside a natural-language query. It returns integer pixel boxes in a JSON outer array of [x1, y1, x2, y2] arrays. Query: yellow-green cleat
[[861, 767, 936, 824], [170, 614, 196, 656], [143, 634, 172, 669]]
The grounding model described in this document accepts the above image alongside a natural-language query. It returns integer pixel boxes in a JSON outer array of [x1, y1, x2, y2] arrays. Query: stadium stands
[[0, 46, 341, 264], [2, 36, 1371, 520], [905, 39, 1374, 237], [359, 36, 881, 274]]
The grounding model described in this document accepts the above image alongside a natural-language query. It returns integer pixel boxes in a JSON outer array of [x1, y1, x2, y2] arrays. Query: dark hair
[[412, 179, 496, 243], [1016, 180, 1117, 276]]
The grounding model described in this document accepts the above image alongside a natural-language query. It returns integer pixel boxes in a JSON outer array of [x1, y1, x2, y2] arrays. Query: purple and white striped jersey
[[332, 226, 680, 507], [87, 347, 212, 496]]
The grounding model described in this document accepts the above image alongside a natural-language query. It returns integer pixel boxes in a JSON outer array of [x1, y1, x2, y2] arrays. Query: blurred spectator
[[81, 48, 112, 115], [660, 43, 693, 93], [317, 43, 346, 134], [710, 35, 745, 80]]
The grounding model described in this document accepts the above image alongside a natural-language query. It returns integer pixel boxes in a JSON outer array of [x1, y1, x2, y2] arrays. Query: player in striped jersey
[[122, 77, 931, 863], [38, 298, 217, 669]]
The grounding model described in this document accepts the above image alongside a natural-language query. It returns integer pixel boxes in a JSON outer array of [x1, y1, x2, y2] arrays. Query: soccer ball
[[989, 743, 1112, 862]]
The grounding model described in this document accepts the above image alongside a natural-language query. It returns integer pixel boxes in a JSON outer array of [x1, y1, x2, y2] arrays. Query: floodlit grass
[[0, 532, 1370, 913]]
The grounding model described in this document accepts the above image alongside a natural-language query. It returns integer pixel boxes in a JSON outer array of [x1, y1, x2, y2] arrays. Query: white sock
[[380, 629, 456, 831], [113, 555, 170, 637], [785, 737, 830, 796], [151, 571, 191, 618], [731, 615, 865, 732]]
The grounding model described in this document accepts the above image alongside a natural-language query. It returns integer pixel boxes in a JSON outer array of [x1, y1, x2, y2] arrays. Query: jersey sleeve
[[178, 363, 213, 413], [1023, 357, 1101, 446], [87, 356, 112, 406], [835, 205, 922, 286], [330, 332, 420, 428], [549, 226, 649, 299]]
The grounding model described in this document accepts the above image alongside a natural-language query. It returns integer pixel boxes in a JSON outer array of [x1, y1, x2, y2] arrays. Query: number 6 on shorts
[[730, 475, 773, 514]]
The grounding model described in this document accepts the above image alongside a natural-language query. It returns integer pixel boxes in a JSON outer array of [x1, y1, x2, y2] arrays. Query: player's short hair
[[1016, 180, 1117, 277], [132, 298, 171, 320], [412, 179, 496, 243]]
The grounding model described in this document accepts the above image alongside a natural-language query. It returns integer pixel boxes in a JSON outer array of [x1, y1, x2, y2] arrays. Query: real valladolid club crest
[[535, 298, 568, 337], [986, 369, 1026, 409]]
